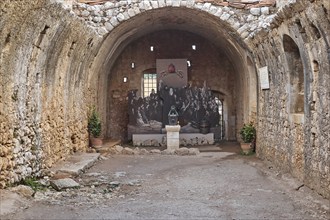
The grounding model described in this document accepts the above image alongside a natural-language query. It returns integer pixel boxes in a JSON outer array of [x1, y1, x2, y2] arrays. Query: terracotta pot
[[240, 142, 252, 154], [90, 137, 103, 148]]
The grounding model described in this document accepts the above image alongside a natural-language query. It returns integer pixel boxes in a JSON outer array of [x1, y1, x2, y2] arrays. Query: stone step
[[50, 178, 80, 191], [51, 152, 100, 176]]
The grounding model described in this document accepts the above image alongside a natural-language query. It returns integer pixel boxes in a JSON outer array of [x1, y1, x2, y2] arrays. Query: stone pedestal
[[165, 125, 181, 150]]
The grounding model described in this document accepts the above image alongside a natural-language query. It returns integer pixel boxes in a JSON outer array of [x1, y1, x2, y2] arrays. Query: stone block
[[133, 134, 165, 146], [250, 7, 261, 16], [133, 6, 141, 14], [180, 1, 187, 7], [175, 147, 190, 156], [151, 1, 159, 8], [81, 10, 90, 17], [261, 6, 269, 15], [110, 17, 119, 26], [209, 5, 218, 15], [161, 149, 176, 155], [127, 8, 135, 17], [122, 147, 134, 155], [10, 185, 34, 198], [165, 125, 181, 132], [150, 149, 161, 154], [202, 3, 212, 11], [188, 148, 200, 155], [50, 178, 80, 191], [115, 145, 123, 153], [172, 0, 181, 7], [186, 0, 195, 8], [214, 8, 223, 17], [51, 153, 100, 176], [117, 13, 126, 22], [103, 2, 115, 9], [220, 12, 231, 21], [167, 138, 180, 151], [144, 0, 153, 10], [104, 22, 114, 31], [158, 0, 166, 7], [166, 0, 173, 7]]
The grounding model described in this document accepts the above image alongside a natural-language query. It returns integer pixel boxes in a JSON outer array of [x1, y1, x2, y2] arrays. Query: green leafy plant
[[239, 122, 256, 143], [88, 107, 101, 138], [21, 177, 45, 191]]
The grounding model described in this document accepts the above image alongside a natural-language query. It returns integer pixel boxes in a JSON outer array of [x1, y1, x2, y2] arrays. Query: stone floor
[[1, 142, 329, 219]]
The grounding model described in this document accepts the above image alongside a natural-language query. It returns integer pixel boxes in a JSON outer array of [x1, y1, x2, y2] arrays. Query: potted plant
[[239, 122, 256, 154], [88, 107, 102, 148]]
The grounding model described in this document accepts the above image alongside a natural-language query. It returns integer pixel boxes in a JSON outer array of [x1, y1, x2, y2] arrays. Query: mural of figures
[[127, 81, 220, 138]]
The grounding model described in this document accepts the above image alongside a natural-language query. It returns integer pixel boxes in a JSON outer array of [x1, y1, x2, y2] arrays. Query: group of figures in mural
[[128, 81, 220, 134]]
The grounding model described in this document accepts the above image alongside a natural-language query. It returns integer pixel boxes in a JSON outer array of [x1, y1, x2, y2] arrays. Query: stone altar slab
[[132, 133, 214, 147]]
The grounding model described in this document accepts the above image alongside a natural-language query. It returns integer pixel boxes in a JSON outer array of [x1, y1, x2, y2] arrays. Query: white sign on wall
[[259, 66, 270, 90]]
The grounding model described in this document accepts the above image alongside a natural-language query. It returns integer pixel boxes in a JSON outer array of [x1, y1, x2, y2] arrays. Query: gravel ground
[[1, 149, 329, 220]]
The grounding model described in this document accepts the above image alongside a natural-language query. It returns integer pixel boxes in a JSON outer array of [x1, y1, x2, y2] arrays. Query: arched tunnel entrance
[[91, 7, 257, 143]]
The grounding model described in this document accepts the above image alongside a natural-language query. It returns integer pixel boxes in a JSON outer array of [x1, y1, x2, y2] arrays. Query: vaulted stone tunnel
[[91, 7, 258, 141], [0, 0, 329, 199]]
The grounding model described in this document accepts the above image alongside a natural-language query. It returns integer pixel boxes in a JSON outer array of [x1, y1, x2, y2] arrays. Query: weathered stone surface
[[260, 6, 269, 15], [150, 149, 161, 154], [10, 185, 34, 198], [250, 7, 261, 15], [175, 147, 190, 156], [188, 148, 200, 155], [50, 178, 80, 191], [251, 1, 330, 199], [115, 145, 124, 153], [0, 0, 97, 189], [161, 149, 176, 155], [71, 0, 278, 41], [51, 153, 100, 176], [122, 147, 134, 155]]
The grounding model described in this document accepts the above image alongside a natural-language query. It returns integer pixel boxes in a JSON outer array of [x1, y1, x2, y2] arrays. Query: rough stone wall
[[0, 0, 100, 188], [108, 30, 237, 141], [72, 0, 277, 40], [250, 1, 330, 198]]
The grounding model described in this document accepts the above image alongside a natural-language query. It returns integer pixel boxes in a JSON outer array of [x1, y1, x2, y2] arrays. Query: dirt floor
[[1, 142, 329, 220]]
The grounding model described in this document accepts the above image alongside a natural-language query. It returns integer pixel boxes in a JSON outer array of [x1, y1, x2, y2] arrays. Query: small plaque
[[259, 66, 270, 90]]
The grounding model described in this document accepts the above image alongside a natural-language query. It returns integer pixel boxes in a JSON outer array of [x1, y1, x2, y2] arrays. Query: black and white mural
[[128, 81, 221, 139]]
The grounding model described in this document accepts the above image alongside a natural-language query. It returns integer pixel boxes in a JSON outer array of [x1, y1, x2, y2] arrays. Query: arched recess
[[89, 7, 258, 142], [247, 56, 258, 121], [212, 90, 226, 141], [283, 34, 305, 118]]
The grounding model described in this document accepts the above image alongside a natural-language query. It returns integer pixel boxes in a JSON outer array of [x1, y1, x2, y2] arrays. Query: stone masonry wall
[[0, 0, 100, 188], [72, 0, 277, 40], [250, 1, 330, 198]]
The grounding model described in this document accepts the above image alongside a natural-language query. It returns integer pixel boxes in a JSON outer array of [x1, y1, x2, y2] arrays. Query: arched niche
[[283, 34, 305, 116]]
